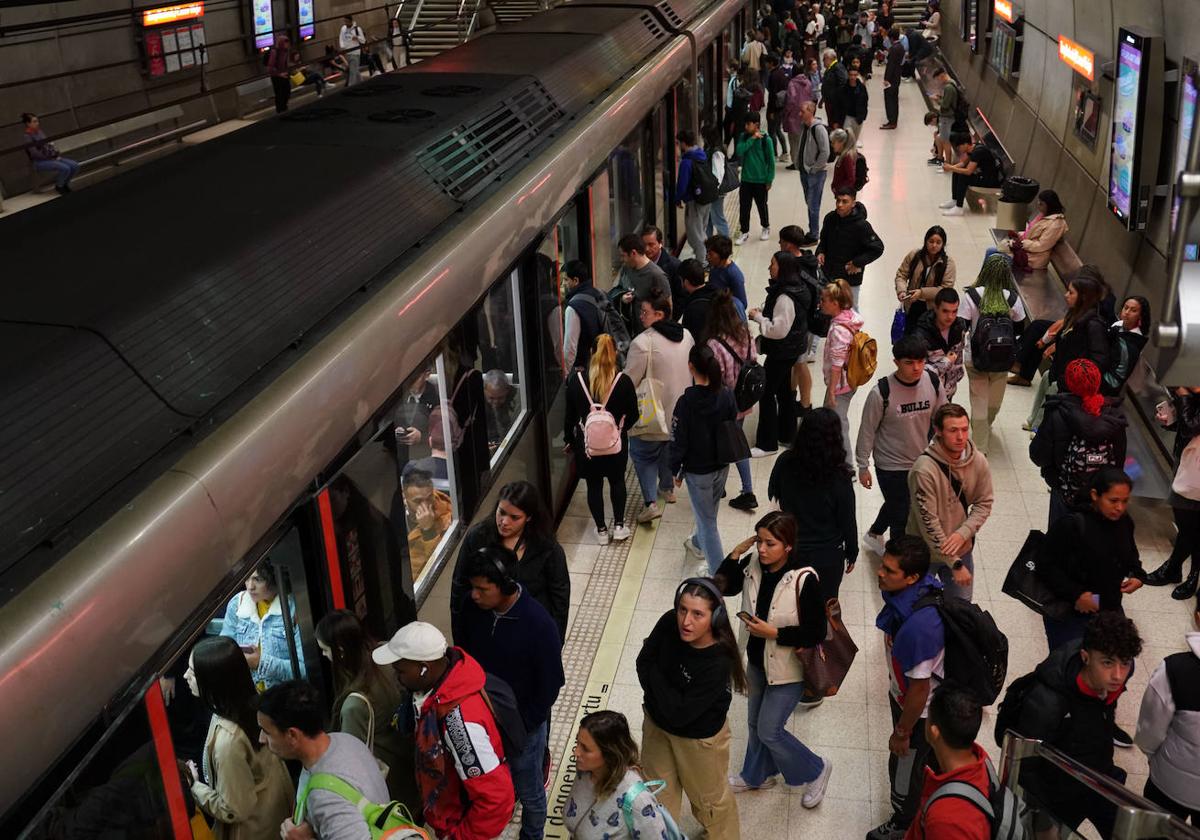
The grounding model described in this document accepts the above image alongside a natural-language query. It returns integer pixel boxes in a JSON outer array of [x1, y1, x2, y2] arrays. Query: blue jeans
[[510, 719, 549, 840], [707, 194, 732, 236], [630, 437, 672, 505], [869, 468, 911, 541], [741, 665, 825, 786], [934, 550, 974, 601], [730, 418, 752, 494], [35, 157, 80, 188], [799, 168, 827, 239], [686, 467, 728, 573]]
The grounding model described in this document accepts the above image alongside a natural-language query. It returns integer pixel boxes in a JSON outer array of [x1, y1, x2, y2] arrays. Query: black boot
[[1145, 557, 1184, 586], [1172, 568, 1199, 601]]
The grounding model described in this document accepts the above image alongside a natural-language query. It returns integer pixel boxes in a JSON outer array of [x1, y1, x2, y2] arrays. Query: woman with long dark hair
[[707, 288, 758, 510], [315, 610, 420, 813], [749, 252, 811, 456], [451, 479, 570, 641], [768, 408, 858, 603], [636, 578, 746, 838], [564, 711, 676, 840], [894, 225, 956, 334], [183, 636, 293, 840], [988, 189, 1068, 270], [1102, 295, 1152, 396], [669, 344, 739, 573], [714, 511, 832, 803]]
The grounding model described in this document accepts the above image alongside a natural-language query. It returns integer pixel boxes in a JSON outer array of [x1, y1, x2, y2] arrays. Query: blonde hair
[[588, 334, 618, 401], [822, 278, 855, 311]]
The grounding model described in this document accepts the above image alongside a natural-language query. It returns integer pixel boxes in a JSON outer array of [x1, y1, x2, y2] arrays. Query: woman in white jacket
[[625, 290, 696, 523], [183, 636, 294, 840]]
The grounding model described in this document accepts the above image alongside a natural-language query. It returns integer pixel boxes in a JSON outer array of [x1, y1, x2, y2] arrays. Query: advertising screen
[[253, 0, 274, 49], [299, 0, 315, 40], [1174, 60, 1198, 260], [1109, 34, 1145, 223], [989, 21, 1016, 79]]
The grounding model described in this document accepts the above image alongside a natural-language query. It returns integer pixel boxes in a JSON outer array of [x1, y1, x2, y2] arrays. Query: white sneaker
[[801, 758, 832, 808], [941, 206, 965, 216], [735, 232, 751, 245], [862, 531, 887, 556], [613, 524, 632, 541], [728, 774, 778, 793], [595, 526, 611, 545], [683, 537, 704, 559], [760, 227, 771, 241], [937, 199, 957, 209], [749, 447, 777, 458]]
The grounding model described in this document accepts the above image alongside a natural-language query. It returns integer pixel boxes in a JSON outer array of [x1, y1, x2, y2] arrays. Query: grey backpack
[[923, 758, 1027, 840]]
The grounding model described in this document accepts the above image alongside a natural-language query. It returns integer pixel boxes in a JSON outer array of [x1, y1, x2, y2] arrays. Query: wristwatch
[[951, 559, 965, 571]]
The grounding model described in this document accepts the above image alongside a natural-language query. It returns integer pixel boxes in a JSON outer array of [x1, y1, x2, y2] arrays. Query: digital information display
[[1109, 36, 1144, 222], [1175, 61, 1199, 260], [989, 21, 1017, 79], [253, 0, 275, 50], [299, 0, 315, 40]]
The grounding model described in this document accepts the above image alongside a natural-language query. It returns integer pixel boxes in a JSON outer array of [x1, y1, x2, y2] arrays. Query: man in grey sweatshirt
[[616, 232, 671, 311], [259, 680, 390, 840], [857, 335, 945, 554]]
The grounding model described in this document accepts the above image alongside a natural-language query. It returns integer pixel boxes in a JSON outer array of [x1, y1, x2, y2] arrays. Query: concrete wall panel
[[1045, 0, 1075, 44], [1025, 0, 1050, 34], [1038, 38, 1076, 144], [1160, 0, 1200, 67], [1050, 147, 1096, 251], [1111, 0, 1164, 42], [1022, 121, 1061, 201], [1072, 1, 1112, 70], [1016, 27, 1048, 116], [1008, 98, 1037, 171], [1129, 234, 1169, 308], [1078, 186, 1142, 284]]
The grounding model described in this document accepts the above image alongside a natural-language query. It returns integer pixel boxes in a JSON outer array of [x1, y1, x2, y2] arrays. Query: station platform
[[421, 71, 1195, 839]]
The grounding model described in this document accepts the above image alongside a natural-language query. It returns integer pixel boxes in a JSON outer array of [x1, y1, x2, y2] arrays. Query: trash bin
[[997, 176, 1038, 230]]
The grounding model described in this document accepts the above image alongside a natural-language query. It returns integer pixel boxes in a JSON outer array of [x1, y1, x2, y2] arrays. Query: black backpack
[[916, 589, 1010, 705], [923, 757, 1028, 840], [854, 153, 869, 191], [575, 293, 631, 366], [796, 254, 830, 338], [716, 338, 766, 411], [690, 156, 721, 205], [993, 671, 1040, 748], [480, 672, 529, 760], [966, 288, 1016, 372]]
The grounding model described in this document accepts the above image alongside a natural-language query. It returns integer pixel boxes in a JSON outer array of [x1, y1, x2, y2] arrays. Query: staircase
[[888, 0, 928, 31], [493, 0, 543, 25], [399, 0, 548, 63]]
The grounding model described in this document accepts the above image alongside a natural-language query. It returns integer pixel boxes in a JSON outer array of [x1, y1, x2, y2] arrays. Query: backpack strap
[[965, 287, 981, 307], [877, 376, 890, 411], [620, 778, 667, 834], [716, 337, 744, 365], [928, 369, 941, 395], [348, 691, 376, 751], [920, 453, 968, 514], [295, 773, 370, 823], [577, 371, 599, 409], [923, 780, 995, 819]]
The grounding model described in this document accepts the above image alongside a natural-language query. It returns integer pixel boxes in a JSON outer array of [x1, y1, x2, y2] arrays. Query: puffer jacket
[[782, 75, 816, 133], [824, 308, 865, 395], [219, 592, 305, 689], [1016, 212, 1068, 270], [625, 320, 697, 441], [1030, 393, 1128, 496], [914, 309, 968, 398], [1137, 633, 1200, 810]]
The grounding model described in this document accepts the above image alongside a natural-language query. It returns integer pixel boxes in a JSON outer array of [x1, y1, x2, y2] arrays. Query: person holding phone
[[218, 561, 304, 690], [712, 512, 833, 805], [636, 578, 746, 837]]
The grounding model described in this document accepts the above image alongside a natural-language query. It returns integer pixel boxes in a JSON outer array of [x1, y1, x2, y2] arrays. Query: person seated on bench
[[21, 112, 79, 195], [986, 189, 1068, 272], [938, 131, 1001, 217]]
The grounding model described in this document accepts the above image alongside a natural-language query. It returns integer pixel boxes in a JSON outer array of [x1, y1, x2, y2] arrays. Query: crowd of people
[[157, 2, 1200, 840]]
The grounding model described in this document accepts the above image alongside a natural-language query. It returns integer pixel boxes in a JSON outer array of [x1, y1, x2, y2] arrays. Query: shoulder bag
[[630, 333, 669, 438], [1000, 530, 1074, 620], [348, 691, 390, 777], [792, 568, 858, 697]]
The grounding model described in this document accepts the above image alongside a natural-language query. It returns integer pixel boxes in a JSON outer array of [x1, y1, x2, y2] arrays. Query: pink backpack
[[577, 371, 625, 458]]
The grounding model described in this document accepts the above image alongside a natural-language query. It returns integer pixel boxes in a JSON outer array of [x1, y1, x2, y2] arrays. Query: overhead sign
[[142, 1, 204, 26], [994, 0, 1014, 24], [1058, 35, 1095, 81]]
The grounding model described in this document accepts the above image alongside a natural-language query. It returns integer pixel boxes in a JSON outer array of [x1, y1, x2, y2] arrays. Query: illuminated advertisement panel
[[1175, 59, 1199, 260], [298, 0, 315, 40], [253, 0, 274, 49], [1058, 35, 1094, 81], [989, 20, 1017, 79], [1109, 31, 1146, 224], [143, 1, 204, 26]]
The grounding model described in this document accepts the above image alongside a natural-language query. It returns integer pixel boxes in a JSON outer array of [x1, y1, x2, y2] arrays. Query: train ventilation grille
[[345, 81, 408, 97], [422, 84, 485, 97], [280, 107, 350, 122], [640, 11, 666, 38], [418, 81, 563, 202], [656, 0, 683, 29], [368, 108, 437, 123]]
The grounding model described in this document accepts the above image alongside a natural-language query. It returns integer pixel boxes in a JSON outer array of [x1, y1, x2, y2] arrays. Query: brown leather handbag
[[793, 569, 859, 697]]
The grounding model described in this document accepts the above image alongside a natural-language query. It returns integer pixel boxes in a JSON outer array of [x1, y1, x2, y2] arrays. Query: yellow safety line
[[543, 520, 657, 838]]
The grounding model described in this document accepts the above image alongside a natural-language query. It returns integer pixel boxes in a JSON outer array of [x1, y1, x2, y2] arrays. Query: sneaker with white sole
[[663, 489, 677, 504], [801, 758, 832, 808], [866, 816, 909, 840], [595, 526, 611, 545], [937, 199, 957, 209], [749, 447, 777, 458], [727, 774, 777, 793], [941, 206, 965, 216], [613, 524, 631, 541], [760, 227, 771, 241], [683, 537, 704, 559], [735, 232, 750, 245], [862, 531, 887, 556], [636, 504, 662, 524]]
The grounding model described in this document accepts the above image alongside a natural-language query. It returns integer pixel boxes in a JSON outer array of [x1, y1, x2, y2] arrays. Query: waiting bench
[[989, 228, 1081, 322], [30, 104, 208, 192]]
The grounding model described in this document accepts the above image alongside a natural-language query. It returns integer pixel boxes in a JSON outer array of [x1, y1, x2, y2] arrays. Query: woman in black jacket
[[767, 408, 858, 602], [1101, 295, 1151, 396], [636, 578, 746, 836], [565, 334, 639, 545], [1038, 468, 1145, 650], [1146, 388, 1200, 599], [1047, 271, 1110, 385], [669, 345, 739, 573], [450, 480, 570, 642]]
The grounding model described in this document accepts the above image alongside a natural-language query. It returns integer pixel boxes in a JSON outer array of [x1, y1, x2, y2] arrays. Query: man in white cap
[[373, 621, 515, 840]]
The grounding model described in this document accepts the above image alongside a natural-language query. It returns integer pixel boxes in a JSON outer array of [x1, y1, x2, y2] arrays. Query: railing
[[1000, 733, 1200, 839]]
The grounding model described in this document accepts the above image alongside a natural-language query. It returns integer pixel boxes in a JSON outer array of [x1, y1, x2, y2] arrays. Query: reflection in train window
[[476, 272, 529, 465], [609, 130, 646, 274], [212, 556, 308, 692]]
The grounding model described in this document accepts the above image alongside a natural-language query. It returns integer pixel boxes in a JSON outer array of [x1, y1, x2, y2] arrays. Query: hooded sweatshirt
[[1030, 393, 1127, 499], [636, 610, 735, 739], [906, 438, 994, 568], [823, 308, 866, 395], [668, 384, 738, 475], [817, 202, 885, 285], [674, 146, 709, 204], [625, 320, 697, 441], [1136, 632, 1200, 810]]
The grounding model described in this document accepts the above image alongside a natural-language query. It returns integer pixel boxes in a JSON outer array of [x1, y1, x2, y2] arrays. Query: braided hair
[[972, 253, 1019, 315]]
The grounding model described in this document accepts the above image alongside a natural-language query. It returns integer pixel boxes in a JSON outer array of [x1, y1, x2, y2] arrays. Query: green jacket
[[734, 132, 776, 185]]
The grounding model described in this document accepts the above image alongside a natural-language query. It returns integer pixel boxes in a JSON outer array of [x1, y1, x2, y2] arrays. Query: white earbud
[[420, 666, 428, 676]]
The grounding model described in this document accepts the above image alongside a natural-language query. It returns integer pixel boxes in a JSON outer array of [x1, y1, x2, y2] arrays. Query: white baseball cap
[[372, 621, 448, 666]]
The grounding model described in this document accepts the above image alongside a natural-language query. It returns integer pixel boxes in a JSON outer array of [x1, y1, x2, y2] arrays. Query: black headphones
[[476, 546, 518, 593], [674, 577, 727, 622]]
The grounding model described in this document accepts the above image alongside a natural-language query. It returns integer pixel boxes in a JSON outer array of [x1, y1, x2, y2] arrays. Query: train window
[[609, 129, 646, 271], [651, 105, 668, 236], [476, 272, 528, 466]]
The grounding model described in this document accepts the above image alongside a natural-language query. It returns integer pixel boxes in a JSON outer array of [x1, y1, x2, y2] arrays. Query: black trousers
[[1146, 778, 1200, 825], [581, 449, 628, 530], [271, 76, 292, 113], [869, 468, 910, 541], [1167, 505, 1200, 573], [1013, 319, 1053, 379], [884, 85, 899, 125], [888, 695, 936, 826], [739, 182, 770, 232], [767, 112, 788, 155], [756, 356, 798, 451], [796, 546, 846, 602], [952, 171, 988, 207]]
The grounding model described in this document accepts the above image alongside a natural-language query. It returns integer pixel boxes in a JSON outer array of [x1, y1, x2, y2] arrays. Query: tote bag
[[792, 568, 858, 697], [631, 333, 669, 438], [1000, 530, 1073, 620]]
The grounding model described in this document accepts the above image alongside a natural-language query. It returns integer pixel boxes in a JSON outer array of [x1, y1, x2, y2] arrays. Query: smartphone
[[736, 611, 754, 623]]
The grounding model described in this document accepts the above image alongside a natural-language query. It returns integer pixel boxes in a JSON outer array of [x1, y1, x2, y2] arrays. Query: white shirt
[[339, 23, 365, 51]]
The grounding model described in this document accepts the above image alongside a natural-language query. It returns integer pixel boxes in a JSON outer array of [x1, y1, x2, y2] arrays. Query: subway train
[[0, 0, 752, 832]]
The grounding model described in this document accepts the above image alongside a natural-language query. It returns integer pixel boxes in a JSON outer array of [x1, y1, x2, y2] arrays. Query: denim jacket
[[219, 591, 305, 688]]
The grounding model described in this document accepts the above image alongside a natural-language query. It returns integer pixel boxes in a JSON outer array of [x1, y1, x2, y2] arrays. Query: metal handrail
[[1001, 733, 1200, 840]]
